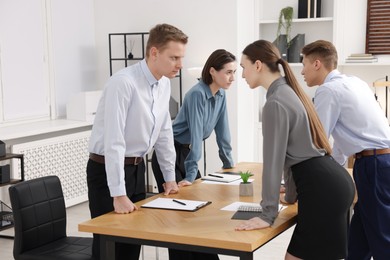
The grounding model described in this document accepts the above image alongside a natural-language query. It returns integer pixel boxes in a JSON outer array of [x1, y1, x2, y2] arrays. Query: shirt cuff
[[162, 171, 176, 183], [109, 185, 127, 197], [184, 171, 197, 183]]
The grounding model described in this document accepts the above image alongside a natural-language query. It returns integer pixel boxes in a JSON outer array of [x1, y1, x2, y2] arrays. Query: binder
[[298, 0, 321, 18]]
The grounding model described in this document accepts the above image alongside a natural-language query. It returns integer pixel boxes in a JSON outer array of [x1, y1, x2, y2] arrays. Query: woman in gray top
[[236, 40, 355, 260]]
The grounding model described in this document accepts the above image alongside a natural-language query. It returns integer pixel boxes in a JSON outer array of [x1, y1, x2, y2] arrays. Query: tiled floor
[[0, 202, 294, 260]]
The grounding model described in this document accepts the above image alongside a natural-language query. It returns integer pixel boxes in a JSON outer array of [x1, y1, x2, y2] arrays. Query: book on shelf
[[346, 56, 377, 60], [349, 53, 374, 57], [345, 53, 377, 63], [345, 58, 378, 63], [298, 0, 321, 18]]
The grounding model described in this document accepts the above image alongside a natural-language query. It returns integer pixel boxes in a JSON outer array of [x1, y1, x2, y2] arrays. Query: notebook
[[232, 205, 262, 220], [141, 198, 211, 212], [201, 173, 242, 183]]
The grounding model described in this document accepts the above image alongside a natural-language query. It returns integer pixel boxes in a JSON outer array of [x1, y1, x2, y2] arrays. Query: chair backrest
[[9, 175, 67, 255]]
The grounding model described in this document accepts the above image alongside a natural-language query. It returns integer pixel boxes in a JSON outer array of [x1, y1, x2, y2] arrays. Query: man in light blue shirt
[[87, 24, 187, 260], [151, 49, 235, 260], [302, 40, 390, 260]]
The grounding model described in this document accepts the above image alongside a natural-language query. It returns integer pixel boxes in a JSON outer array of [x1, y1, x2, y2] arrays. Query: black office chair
[[8, 175, 93, 260]]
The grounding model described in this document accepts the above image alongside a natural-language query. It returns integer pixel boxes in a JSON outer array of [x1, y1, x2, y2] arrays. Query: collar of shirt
[[140, 59, 158, 87], [324, 69, 341, 83], [266, 76, 287, 98], [199, 80, 223, 99]]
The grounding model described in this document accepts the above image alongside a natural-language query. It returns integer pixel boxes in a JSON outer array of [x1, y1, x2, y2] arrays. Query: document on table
[[202, 177, 254, 185], [141, 198, 211, 212], [201, 173, 242, 183], [215, 170, 254, 176], [221, 202, 287, 220], [221, 202, 263, 211], [214, 170, 241, 175]]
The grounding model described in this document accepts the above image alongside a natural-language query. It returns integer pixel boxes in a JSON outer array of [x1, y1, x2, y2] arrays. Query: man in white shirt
[[87, 23, 187, 260], [301, 40, 390, 260]]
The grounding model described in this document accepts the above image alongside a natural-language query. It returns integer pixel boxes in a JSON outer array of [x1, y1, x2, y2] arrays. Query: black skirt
[[287, 156, 355, 260]]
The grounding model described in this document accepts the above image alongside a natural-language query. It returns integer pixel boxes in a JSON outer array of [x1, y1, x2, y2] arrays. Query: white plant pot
[[239, 182, 253, 196]]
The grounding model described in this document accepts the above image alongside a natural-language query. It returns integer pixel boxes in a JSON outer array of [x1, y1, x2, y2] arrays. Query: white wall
[[0, 0, 50, 122], [0, 0, 97, 122], [49, 0, 97, 117], [93, 0, 257, 173]]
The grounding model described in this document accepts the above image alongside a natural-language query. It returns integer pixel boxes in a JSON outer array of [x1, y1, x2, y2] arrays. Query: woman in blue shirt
[[152, 49, 236, 260]]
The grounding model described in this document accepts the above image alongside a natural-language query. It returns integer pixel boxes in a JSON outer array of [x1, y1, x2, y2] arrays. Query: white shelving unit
[[254, 1, 336, 161], [253, 0, 390, 162], [257, 0, 335, 65]]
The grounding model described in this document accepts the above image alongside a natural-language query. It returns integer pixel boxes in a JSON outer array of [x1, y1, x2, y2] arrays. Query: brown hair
[[301, 40, 338, 70], [145, 24, 188, 59], [201, 49, 236, 85], [243, 40, 332, 154]]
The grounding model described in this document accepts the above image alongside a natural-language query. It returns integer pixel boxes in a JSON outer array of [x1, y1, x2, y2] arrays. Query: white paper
[[202, 178, 254, 186], [201, 173, 242, 183], [221, 202, 286, 212], [221, 202, 261, 211], [141, 198, 209, 211]]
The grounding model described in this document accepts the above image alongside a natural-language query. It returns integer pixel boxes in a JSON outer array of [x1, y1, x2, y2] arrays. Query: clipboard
[[141, 198, 211, 212], [201, 173, 241, 183], [215, 171, 242, 175], [216, 171, 253, 176]]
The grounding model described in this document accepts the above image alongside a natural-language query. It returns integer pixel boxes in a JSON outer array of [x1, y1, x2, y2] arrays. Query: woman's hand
[[235, 217, 270, 231], [178, 180, 192, 188]]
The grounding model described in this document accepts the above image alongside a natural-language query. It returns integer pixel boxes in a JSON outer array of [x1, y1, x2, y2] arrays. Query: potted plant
[[277, 6, 293, 45], [239, 170, 253, 196], [274, 6, 293, 60]]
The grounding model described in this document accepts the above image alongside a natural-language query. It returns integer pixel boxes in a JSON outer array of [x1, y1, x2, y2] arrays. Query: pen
[[209, 174, 223, 178], [172, 199, 186, 206]]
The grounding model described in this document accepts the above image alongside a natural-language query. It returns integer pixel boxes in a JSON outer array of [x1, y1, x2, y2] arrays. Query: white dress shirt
[[89, 59, 176, 197], [314, 70, 390, 165]]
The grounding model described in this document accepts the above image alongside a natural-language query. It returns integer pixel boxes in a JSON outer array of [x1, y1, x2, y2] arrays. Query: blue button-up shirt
[[173, 80, 233, 182], [89, 59, 176, 196], [314, 70, 390, 165]]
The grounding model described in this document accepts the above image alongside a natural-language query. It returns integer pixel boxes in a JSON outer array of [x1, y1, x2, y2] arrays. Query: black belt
[[174, 141, 191, 149], [89, 153, 143, 165], [354, 148, 390, 159]]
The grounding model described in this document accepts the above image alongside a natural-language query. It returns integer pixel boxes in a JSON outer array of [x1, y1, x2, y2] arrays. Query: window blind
[[366, 0, 390, 54]]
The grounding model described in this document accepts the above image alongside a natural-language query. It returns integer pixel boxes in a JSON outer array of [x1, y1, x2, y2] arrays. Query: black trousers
[[152, 141, 201, 193], [152, 142, 218, 260], [86, 159, 146, 260]]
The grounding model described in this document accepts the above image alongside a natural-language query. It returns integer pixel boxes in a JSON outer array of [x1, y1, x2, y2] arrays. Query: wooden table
[[79, 162, 297, 260]]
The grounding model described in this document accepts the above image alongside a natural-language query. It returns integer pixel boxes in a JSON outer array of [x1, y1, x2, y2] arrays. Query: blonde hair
[[145, 24, 188, 59]]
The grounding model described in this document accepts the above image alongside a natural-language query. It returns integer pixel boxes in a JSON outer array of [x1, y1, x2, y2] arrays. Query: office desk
[[79, 162, 297, 260]]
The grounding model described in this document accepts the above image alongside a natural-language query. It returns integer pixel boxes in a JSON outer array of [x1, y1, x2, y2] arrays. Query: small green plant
[[240, 170, 252, 183], [277, 6, 293, 46]]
